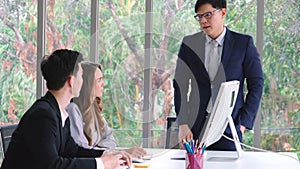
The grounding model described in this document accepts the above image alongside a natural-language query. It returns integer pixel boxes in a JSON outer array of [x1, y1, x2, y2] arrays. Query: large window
[[0, 0, 299, 160], [261, 0, 299, 153], [97, 0, 147, 147], [0, 1, 36, 126], [46, 0, 91, 58], [0, 0, 37, 159]]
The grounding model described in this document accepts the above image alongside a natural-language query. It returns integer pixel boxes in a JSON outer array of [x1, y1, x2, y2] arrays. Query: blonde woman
[[66, 62, 146, 158]]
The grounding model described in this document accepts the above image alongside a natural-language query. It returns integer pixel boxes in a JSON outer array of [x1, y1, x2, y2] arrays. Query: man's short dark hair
[[194, 0, 227, 13], [41, 49, 83, 90]]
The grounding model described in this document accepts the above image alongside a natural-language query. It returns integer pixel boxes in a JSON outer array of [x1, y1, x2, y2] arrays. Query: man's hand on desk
[[179, 124, 193, 149], [101, 150, 132, 169]]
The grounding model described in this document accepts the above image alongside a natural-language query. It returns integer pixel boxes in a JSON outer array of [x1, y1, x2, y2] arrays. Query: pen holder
[[186, 153, 204, 169]]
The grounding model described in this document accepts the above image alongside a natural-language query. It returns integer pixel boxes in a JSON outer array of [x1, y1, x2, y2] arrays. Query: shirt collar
[[206, 27, 227, 46], [60, 107, 69, 127]]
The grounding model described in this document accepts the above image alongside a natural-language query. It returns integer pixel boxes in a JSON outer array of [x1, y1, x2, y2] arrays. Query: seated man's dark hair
[[194, 0, 227, 13], [41, 49, 83, 90]]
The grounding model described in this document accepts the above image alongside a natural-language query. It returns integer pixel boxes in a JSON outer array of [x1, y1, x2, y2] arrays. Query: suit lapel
[[221, 28, 234, 70], [44, 92, 64, 154]]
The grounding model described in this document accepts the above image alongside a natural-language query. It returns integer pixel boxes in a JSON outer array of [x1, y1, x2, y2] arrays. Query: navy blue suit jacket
[[173, 28, 264, 149], [1, 92, 104, 169]]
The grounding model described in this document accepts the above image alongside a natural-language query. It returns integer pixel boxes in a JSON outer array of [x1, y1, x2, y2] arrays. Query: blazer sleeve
[[97, 118, 117, 149], [66, 103, 92, 149], [24, 104, 102, 169], [63, 118, 104, 158], [174, 37, 192, 125], [240, 36, 264, 129]]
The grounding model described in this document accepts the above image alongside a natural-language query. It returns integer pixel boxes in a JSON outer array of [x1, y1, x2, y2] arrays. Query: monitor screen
[[199, 80, 240, 149]]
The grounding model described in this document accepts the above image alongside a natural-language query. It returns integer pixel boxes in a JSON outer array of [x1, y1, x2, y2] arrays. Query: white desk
[[118, 149, 299, 169]]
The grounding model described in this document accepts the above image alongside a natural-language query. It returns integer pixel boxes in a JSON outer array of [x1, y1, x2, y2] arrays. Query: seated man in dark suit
[[0, 49, 131, 169]]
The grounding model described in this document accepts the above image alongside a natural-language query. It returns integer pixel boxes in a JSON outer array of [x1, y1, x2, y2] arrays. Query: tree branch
[[4, 51, 34, 65], [106, 0, 143, 66], [0, 14, 25, 46], [227, 0, 256, 26]]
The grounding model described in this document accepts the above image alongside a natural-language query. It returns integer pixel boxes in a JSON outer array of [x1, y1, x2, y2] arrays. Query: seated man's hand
[[118, 150, 132, 167], [101, 151, 124, 169], [124, 146, 147, 158]]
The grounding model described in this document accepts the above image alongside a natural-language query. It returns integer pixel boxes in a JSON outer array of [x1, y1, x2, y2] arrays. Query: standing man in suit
[[173, 0, 264, 150], [1, 49, 131, 169]]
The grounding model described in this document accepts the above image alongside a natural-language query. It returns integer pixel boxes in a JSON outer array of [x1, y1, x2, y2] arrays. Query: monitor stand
[[227, 114, 243, 158], [206, 115, 243, 161]]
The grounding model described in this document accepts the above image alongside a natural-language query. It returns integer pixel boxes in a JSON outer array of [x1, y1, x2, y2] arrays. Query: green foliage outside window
[[0, 0, 299, 158]]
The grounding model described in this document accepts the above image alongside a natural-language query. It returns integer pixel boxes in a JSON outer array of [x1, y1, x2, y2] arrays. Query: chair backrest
[[165, 116, 180, 149], [0, 124, 18, 157]]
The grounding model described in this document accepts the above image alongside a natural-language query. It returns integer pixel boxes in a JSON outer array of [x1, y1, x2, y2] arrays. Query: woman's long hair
[[73, 62, 104, 146]]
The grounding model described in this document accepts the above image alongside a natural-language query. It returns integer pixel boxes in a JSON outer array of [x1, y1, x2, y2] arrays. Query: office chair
[[165, 116, 180, 149], [0, 123, 18, 157]]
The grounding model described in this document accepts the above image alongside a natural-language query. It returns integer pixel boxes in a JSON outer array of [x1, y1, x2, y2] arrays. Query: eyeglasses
[[194, 9, 221, 21]]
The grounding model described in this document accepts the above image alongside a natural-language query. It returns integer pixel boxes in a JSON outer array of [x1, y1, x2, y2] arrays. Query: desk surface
[[119, 149, 299, 169]]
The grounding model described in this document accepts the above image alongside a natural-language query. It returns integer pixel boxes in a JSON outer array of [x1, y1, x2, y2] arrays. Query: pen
[[191, 140, 194, 153], [201, 145, 206, 154], [198, 147, 202, 154], [195, 140, 198, 153], [183, 141, 193, 154]]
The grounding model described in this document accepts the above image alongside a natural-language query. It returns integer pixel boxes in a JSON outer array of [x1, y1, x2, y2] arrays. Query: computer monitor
[[199, 80, 242, 158]]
